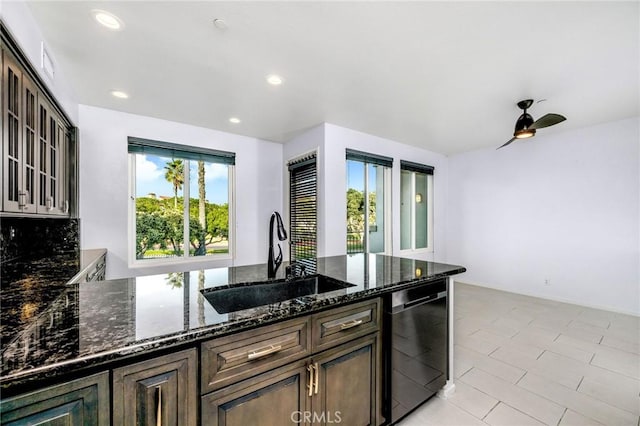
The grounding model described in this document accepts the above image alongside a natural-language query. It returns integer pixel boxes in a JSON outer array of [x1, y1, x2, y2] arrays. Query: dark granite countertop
[[0, 254, 465, 393], [1, 252, 80, 351]]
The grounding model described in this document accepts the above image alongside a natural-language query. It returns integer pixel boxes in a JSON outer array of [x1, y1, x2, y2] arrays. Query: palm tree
[[164, 159, 184, 209], [197, 161, 207, 255]]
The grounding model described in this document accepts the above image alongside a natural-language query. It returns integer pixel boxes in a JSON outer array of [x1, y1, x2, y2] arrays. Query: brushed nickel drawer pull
[[307, 364, 314, 397], [156, 385, 162, 426], [339, 319, 363, 330], [247, 344, 282, 360], [313, 362, 319, 395]]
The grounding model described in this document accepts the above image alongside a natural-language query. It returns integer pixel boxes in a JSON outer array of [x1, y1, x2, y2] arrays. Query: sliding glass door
[[346, 149, 391, 254]]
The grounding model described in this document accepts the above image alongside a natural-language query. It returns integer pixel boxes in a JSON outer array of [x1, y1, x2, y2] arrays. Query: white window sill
[[129, 254, 233, 270]]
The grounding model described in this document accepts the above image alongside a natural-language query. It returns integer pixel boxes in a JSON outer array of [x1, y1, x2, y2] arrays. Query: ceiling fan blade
[[529, 113, 566, 130], [497, 137, 517, 150]]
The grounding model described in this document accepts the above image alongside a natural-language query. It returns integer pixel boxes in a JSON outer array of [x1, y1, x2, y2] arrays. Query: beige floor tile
[[591, 348, 640, 379], [492, 316, 531, 332], [459, 368, 565, 425], [447, 381, 499, 419], [457, 333, 502, 355], [518, 372, 638, 425], [606, 327, 640, 346], [454, 356, 474, 379], [400, 396, 489, 426], [470, 330, 509, 347], [601, 335, 640, 355], [512, 327, 560, 346], [491, 347, 582, 389], [559, 409, 605, 426], [559, 327, 604, 344], [483, 402, 546, 426], [530, 317, 572, 332], [555, 333, 601, 352], [482, 321, 520, 338], [455, 345, 526, 384], [573, 315, 611, 330], [538, 351, 640, 396], [546, 340, 595, 363], [569, 319, 611, 335], [578, 376, 640, 415], [497, 340, 545, 360]]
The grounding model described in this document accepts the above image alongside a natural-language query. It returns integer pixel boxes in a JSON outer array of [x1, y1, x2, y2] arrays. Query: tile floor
[[399, 283, 640, 426]]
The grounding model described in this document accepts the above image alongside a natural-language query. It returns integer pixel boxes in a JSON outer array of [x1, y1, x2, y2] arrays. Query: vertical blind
[[288, 153, 317, 273]]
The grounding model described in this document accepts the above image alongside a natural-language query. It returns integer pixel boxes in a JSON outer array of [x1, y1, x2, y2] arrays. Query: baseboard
[[454, 280, 640, 318]]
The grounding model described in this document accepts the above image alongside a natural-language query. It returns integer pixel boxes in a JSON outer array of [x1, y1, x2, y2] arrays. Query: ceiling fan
[[498, 99, 566, 149]]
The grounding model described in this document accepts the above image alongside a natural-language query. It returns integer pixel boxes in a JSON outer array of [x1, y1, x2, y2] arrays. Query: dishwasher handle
[[402, 290, 447, 309]]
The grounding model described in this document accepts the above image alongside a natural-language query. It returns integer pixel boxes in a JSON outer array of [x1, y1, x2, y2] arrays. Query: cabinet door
[[312, 334, 380, 426], [35, 95, 50, 214], [202, 360, 310, 426], [0, 372, 110, 425], [2, 50, 23, 212], [45, 112, 67, 215], [113, 348, 197, 426]]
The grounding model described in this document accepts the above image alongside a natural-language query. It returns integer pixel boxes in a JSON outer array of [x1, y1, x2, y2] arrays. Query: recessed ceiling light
[[111, 90, 129, 99], [229, 117, 241, 124], [266, 74, 284, 86], [92, 10, 124, 31]]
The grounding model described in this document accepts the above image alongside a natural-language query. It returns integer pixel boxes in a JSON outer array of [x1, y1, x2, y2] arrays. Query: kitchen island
[[1, 254, 465, 425]]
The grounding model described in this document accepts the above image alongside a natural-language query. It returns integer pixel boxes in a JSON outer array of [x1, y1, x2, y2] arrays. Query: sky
[[135, 154, 229, 204], [347, 160, 380, 191]]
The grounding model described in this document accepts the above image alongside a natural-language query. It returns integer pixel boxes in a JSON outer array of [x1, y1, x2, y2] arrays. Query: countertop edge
[[67, 248, 106, 284]]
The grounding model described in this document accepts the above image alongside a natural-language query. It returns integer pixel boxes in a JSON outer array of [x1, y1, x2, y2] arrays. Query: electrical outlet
[[544, 278, 551, 286]]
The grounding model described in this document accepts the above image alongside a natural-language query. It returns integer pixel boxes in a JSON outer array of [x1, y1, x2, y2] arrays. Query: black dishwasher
[[383, 279, 448, 424]]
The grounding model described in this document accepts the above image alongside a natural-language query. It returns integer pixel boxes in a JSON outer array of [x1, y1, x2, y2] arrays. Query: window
[[346, 149, 392, 254], [288, 153, 317, 273], [400, 160, 434, 252], [128, 137, 235, 262]]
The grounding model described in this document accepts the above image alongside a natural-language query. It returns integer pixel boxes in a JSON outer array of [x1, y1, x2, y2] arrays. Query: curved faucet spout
[[268, 212, 287, 278]]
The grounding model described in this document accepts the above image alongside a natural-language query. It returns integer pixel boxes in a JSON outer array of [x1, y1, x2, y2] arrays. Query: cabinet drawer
[[312, 298, 380, 353], [201, 316, 311, 394], [1, 372, 110, 425]]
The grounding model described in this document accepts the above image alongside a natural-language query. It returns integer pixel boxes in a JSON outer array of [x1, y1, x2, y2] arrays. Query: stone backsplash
[[0, 217, 79, 264]]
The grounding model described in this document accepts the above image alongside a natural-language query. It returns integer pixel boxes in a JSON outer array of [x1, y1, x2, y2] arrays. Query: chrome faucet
[[267, 212, 287, 279]]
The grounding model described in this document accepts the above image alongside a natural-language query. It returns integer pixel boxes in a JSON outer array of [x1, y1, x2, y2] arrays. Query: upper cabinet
[[1, 43, 74, 217]]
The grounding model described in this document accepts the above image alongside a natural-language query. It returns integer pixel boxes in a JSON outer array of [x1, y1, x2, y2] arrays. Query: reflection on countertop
[[1, 254, 465, 392]]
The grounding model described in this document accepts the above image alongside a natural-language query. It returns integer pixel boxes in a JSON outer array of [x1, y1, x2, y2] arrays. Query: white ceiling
[[26, 1, 639, 155]]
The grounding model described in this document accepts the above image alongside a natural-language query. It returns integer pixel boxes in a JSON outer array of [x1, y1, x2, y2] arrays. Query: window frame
[[127, 140, 235, 268], [345, 149, 393, 255], [399, 161, 434, 254]]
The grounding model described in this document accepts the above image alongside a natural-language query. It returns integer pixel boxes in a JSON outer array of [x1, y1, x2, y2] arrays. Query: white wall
[[323, 124, 449, 261], [79, 105, 282, 279], [1, 1, 78, 123], [447, 117, 640, 315]]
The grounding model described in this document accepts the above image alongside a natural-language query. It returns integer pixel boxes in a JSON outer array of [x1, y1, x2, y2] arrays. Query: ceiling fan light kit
[[498, 99, 566, 149]]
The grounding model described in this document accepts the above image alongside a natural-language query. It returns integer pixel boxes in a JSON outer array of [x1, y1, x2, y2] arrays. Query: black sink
[[200, 275, 355, 314]]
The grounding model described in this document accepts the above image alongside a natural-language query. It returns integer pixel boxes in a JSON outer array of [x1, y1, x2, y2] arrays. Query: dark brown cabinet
[[0, 372, 109, 425], [201, 298, 382, 426], [202, 361, 309, 426], [113, 348, 198, 426], [312, 334, 380, 426], [2, 47, 70, 216]]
